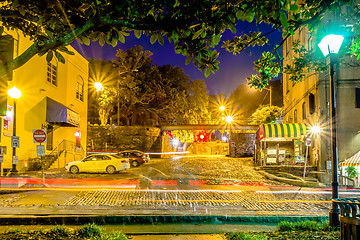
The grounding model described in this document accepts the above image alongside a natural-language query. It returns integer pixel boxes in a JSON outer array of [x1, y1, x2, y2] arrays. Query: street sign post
[[33, 129, 47, 183], [304, 133, 312, 178], [37, 145, 45, 157], [11, 136, 19, 148], [33, 129, 47, 143]]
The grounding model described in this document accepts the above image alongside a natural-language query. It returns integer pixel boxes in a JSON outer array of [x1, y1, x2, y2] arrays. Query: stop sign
[[33, 129, 47, 143]]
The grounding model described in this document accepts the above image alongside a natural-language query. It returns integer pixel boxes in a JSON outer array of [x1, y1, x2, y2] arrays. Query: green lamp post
[[318, 33, 344, 227]]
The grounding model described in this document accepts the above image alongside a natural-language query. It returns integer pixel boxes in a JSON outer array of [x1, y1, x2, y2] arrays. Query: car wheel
[[70, 165, 79, 174], [106, 165, 116, 174], [131, 160, 140, 167]]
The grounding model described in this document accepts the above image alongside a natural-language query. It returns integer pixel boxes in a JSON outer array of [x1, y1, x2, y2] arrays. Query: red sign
[[33, 129, 47, 143]]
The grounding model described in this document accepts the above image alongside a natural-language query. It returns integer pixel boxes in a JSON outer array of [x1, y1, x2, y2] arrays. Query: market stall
[[256, 123, 309, 166]]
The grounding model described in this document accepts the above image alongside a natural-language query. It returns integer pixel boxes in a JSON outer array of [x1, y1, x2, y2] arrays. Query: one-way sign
[[33, 129, 47, 143]]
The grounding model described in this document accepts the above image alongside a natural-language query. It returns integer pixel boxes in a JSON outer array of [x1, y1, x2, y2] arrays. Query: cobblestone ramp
[[63, 190, 331, 212]]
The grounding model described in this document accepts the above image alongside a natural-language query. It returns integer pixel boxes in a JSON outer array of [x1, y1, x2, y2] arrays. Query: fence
[[334, 198, 360, 240]]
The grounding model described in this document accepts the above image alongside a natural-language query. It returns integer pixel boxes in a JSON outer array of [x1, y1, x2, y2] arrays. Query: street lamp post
[[318, 33, 344, 227], [7, 86, 21, 174]]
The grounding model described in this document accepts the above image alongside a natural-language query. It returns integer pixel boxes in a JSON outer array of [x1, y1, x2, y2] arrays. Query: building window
[[294, 109, 297, 123], [47, 62, 57, 86], [302, 102, 306, 120], [356, 88, 360, 108], [76, 81, 84, 101], [309, 93, 315, 114]]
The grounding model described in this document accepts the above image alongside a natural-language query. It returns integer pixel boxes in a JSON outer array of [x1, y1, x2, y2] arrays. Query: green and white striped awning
[[259, 123, 308, 140]]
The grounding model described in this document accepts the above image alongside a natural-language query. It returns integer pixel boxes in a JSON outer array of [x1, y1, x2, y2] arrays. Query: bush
[[0, 224, 129, 240], [224, 221, 340, 240], [277, 221, 333, 232], [75, 223, 102, 238], [47, 225, 71, 238], [225, 232, 267, 240]]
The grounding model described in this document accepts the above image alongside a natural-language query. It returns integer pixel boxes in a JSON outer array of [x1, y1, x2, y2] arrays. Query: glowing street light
[[7, 86, 22, 174], [225, 115, 233, 123], [219, 105, 225, 111], [171, 138, 179, 147], [318, 34, 344, 57], [310, 125, 321, 135], [94, 82, 103, 92], [318, 33, 344, 227]]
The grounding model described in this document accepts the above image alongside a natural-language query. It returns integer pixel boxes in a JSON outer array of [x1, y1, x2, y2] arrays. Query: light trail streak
[[256, 190, 360, 195]]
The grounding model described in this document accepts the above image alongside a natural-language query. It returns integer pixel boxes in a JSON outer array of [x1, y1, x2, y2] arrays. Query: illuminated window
[[76, 82, 84, 101], [47, 62, 57, 86]]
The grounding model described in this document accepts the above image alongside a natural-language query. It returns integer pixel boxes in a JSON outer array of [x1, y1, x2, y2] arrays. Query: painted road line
[[151, 180, 177, 186], [150, 168, 170, 178]]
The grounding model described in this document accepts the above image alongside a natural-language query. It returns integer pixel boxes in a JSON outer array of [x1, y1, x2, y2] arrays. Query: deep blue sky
[[71, 22, 282, 96]]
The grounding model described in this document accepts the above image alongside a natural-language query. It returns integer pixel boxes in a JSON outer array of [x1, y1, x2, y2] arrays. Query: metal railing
[[334, 198, 360, 240], [27, 140, 85, 170]]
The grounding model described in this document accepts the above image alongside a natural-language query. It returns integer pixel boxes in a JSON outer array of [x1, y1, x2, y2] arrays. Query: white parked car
[[65, 154, 130, 174]]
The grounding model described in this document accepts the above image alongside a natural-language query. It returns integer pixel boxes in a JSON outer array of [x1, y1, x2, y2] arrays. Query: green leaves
[[55, 51, 65, 64], [289, 4, 299, 12], [150, 32, 165, 45], [247, 52, 280, 89], [134, 30, 142, 39], [46, 51, 53, 63], [280, 11, 288, 29]]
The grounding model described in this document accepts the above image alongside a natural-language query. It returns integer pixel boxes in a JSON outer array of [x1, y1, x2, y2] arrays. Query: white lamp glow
[[317, 34, 344, 57], [171, 138, 179, 146], [8, 87, 22, 99], [94, 82, 103, 92], [226, 115, 233, 123], [310, 125, 321, 135]]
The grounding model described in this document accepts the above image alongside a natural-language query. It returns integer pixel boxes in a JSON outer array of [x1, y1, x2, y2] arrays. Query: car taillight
[[121, 159, 128, 163]]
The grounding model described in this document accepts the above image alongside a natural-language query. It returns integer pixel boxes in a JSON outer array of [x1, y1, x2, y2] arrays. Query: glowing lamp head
[[94, 82, 103, 92], [8, 87, 22, 99], [200, 134, 204, 139], [219, 105, 225, 111], [310, 125, 321, 135], [171, 138, 179, 146], [226, 115, 233, 123], [318, 34, 344, 57], [222, 136, 228, 142]]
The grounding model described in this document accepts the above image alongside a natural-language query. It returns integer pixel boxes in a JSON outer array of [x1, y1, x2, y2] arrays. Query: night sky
[[71, 22, 282, 96]]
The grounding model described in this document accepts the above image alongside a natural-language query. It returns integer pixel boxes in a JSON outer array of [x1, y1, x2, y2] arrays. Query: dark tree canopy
[[89, 46, 211, 126], [0, 0, 356, 89]]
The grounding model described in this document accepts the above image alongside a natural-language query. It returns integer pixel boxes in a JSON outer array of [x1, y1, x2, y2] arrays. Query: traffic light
[[196, 130, 210, 142]]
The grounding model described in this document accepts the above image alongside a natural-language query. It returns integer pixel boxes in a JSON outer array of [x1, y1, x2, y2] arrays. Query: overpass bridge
[[160, 124, 259, 132]]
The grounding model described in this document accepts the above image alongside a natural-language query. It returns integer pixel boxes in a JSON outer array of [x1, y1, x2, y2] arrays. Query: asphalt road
[[25, 155, 280, 186], [0, 155, 358, 219]]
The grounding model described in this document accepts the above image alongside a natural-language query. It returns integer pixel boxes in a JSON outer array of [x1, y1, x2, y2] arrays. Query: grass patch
[[0, 224, 128, 240], [225, 221, 340, 240]]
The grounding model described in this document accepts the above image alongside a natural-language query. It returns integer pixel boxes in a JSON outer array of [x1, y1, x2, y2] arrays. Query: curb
[[258, 171, 322, 187], [0, 215, 329, 225]]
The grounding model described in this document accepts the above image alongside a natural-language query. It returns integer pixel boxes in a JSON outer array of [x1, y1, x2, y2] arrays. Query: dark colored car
[[116, 150, 150, 167]]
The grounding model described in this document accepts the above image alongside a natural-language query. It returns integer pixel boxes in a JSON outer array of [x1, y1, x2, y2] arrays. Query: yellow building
[[283, 22, 360, 182], [0, 30, 88, 173]]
